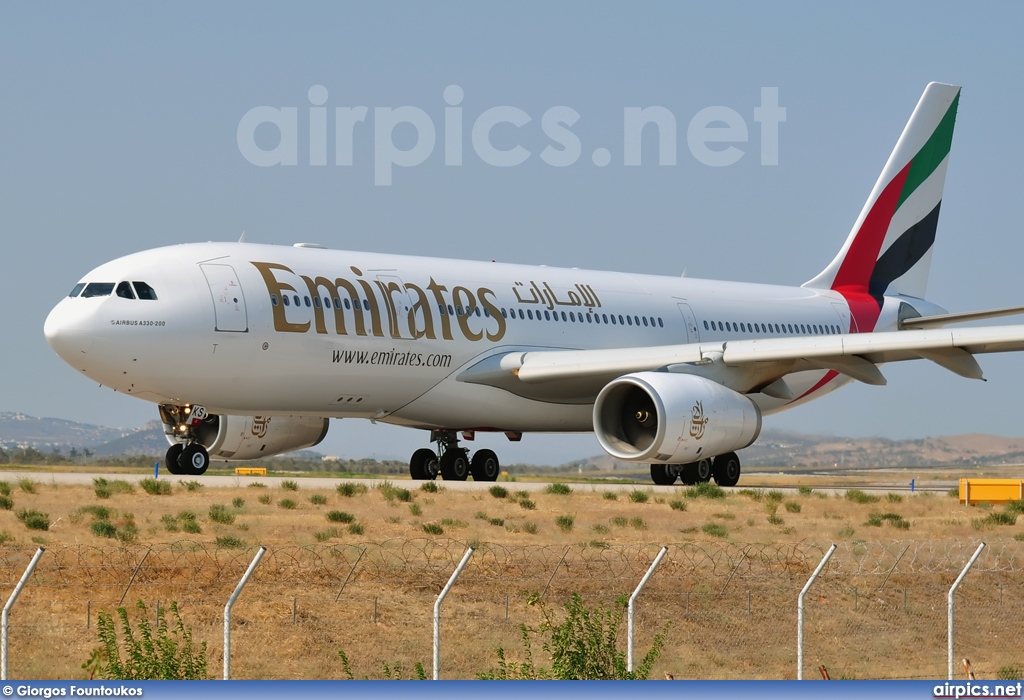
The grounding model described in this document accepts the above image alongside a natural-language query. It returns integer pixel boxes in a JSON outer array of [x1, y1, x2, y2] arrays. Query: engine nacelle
[[165, 414, 329, 460], [593, 372, 761, 464]]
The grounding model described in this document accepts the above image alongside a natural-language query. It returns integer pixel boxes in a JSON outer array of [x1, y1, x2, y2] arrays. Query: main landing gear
[[409, 430, 501, 482], [650, 451, 742, 487], [160, 404, 212, 476]]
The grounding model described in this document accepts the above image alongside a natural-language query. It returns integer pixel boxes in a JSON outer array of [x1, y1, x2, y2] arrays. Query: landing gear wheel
[[165, 444, 185, 475], [695, 458, 712, 483], [179, 444, 210, 476], [439, 449, 469, 481], [410, 448, 439, 480], [712, 452, 741, 487], [650, 464, 677, 485], [470, 449, 500, 481]]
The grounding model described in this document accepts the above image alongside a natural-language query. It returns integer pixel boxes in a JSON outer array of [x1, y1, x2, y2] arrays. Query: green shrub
[[479, 592, 666, 680], [0, 482, 10, 497], [592, 524, 610, 534], [947, 486, 960, 498], [90, 601, 208, 680], [91, 521, 118, 538], [488, 485, 508, 499], [315, 528, 340, 542], [257, 494, 271, 505], [845, 489, 880, 504], [555, 514, 574, 532], [247, 482, 267, 489], [215, 536, 246, 549], [611, 516, 628, 527], [973, 511, 1017, 529], [347, 523, 364, 535], [785, 502, 802, 513], [208, 504, 235, 525], [602, 491, 618, 501], [669, 500, 687, 511], [94, 480, 112, 499], [309, 493, 328, 505], [998, 665, 1023, 680], [630, 517, 647, 530], [281, 480, 299, 491], [181, 481, 202, 492], [81, 505, 111, 520], [335, 483, 367, 498], [766, 490, 784, 503], [16, 509, 49, 531], [738, 488, 764, 501], [489, 517, 504, 527], [17, 479, 37, 494], [423, 522, 444, 535], [379, 482, 412, 503], [886, 493, 904, 503], [702, 522, 727, 538], [767, 513, 784, 526], [546, 483, 572, 495], [278, 499, 297, 510], [420, 481, 439, 493], [140, 478, 171, 496], [522, 522, 538, 535], [0, 495, 13, 511], [182, 519, 201, 535], [798, 485, 813, 496], [409, 503, 422, 516], [836, 525, 855, 538], [685, 482, 725, 499], [1005, 500, 1024, 515], [232, 497, 245, 509], [519, 498, 536, 510], [628, 490, 649, 503], [327, 510, 355, 523]]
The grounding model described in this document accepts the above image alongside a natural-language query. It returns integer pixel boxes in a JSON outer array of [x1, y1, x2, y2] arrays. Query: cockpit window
[[116, 281, 136, 299], [69, 283, 86, 298], [132, 281, 157, 300], [80, 282, 115, 298]]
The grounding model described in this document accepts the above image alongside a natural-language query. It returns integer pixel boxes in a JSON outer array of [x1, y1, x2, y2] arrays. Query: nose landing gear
[[160, 404, 213, 476], [409, 431, 500, 482]]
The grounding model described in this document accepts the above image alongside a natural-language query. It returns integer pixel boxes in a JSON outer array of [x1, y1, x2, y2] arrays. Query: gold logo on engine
[[252, 416, 270, 438], [689, 401, 708, 440]]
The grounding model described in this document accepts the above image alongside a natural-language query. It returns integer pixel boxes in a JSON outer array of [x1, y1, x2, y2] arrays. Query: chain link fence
[[0, 539, 1020, 679]]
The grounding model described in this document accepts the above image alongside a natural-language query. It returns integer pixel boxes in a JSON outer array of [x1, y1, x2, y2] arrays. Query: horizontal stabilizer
[[900, 305, 1024, 329]]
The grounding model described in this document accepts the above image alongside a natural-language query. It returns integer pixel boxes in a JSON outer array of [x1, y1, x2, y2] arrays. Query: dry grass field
[[0, 468, 1020, 680]]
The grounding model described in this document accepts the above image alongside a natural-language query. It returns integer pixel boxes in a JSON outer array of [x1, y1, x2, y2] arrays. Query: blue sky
[[3, 3, 1024, 464]]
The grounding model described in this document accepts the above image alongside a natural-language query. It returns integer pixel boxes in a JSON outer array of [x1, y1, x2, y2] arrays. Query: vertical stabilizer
[[804, 82, 960, 331]]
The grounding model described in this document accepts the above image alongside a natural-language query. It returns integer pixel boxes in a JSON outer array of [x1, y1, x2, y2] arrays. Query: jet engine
[[162, 412, 329, 460], [593, 372, 761, 464]]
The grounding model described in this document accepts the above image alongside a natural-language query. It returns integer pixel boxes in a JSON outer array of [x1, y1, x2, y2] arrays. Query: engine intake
[[593, 372, 761, 464]]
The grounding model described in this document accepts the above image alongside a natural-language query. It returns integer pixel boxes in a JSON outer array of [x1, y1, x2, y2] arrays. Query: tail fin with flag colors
[[804, 82, 960, 332]]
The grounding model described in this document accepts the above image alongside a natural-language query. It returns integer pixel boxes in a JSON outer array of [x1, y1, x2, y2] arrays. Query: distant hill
[[4, 412, 1024, 468]]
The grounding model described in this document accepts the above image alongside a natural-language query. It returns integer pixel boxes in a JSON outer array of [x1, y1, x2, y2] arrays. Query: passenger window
[[313, 297, 321, 309], [657, 318, 663, 328], [132, 282, 158, 300], [363, 300, 370, 311], [81, 282, 115, 298], [283, 295, 290, 307], [527, 309, 534, 320], [271, 295, 279, 307], [293, 295, 300, 307], [334, 297, 341, 308], [345, 299, 352, 310], [323, 298, 331, 309]]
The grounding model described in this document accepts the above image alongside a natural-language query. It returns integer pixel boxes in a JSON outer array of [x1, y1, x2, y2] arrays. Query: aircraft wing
[[463, 325, 1024, 399]]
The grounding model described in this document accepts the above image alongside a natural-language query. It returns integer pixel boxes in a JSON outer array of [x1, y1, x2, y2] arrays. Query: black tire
[[695, 458, 713, 483], [439, 449, 469, 481], [712, 452, 741, 487], [679, 462, 697, 485], [165, 444, 184, 475], [650, 464, 677, 485], [410, 448, 438, 480], [470, 449, 500, 481], [179, 444, 210, 476]]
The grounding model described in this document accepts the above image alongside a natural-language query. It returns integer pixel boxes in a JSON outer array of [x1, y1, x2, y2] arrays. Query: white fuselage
[[44, 241, 927, 434]]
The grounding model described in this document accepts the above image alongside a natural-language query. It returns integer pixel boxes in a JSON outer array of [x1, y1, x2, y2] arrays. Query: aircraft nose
[[44, 299, 94, 362]]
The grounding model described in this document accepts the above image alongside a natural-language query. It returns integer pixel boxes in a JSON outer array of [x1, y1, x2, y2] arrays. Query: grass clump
[[347, 523, 364, 535], [522, 522, 538, 535], [17, 478, 37, 494], [602, 491, 618, 501], [611, 516, 628, 527], [278, 499, 297, 510], [91, 521, 118, 538], [281, 480, 299, 491], [519, 498, 536, 510], [315, 528, 341, 542], [867, 512, 910, 529], [181, 481, 203, 492], [140, 478, 171, 496], [702, 522, 727, 538], [886, 493, 904, 503], [998, 665, 1024, 680], [409, 503, 422, 516], [488, 485, 508, 499], [798, 485, 813, 497], [592, 524, 610, 534], [326, 510, 355, 523], [247, 482, 267, 489], [628, 490, 649, 503], [420, 481, 440, 493], [308, 494, 328, 506], [685, 482, 725, 499], [336, 482, 367, 497], [379, 482, 413, 503], [257, 494, 271, 505], [784, 502, 802, 513], [767, 513, 784, 526], [489, 517, 504, 527], [546, 483, 572, 495], [232, 497, 245, 509], [845, 489, 880, 504], [555, 515, 574, 532], [972, 511, 1017, 529], [215, 536, 246, 549], [0, 495, 13, 511], [0, 482, 10, 497], [208, 504, 235, 525], [422, 522, 444, 535], [630, 517, 647, 530], [16, 509, 49, 531], [669, 500, 687, 511]]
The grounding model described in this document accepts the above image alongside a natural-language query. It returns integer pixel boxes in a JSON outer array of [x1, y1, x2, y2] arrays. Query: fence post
[[797, 543, 836, 681], [948, 543, 985, 680], [433, 546, 474, 680], [2, 547, 44, 681], [628, 546, 668, 674], [224, 546, 266, 680]]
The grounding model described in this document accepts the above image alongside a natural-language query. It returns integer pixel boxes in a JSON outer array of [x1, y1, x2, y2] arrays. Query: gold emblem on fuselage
[[689, 401, 708, 440]]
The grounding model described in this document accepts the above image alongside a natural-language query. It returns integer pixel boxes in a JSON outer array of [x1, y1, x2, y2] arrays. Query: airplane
[[43, 82, 1024, 485]]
